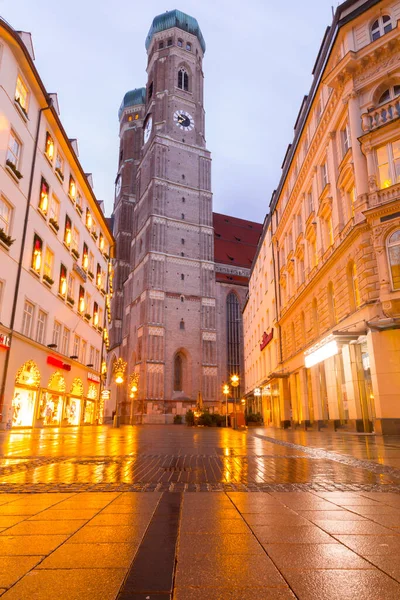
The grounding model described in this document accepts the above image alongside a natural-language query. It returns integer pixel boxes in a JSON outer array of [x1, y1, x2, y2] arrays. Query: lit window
[[61, 327, 70, 355], [64, 215, 72, 246], [82, 243, 89, 270], [377, 140, 400, 189], [69, 176, 76, 201], [22, 301, 34, 337], [86, 208, 92, 229], [96, 263, 102, 288], [387, 230, 400, 290], [36, 310, 47, 345], [59, 264, 67, 297], [93, 302, 99, 326], [6, 131, 21, 170], [89, 252, 94, 276], [45, 132, 54, 161], [55, 153, 64, 181], [67, 274, 75, 300], [43, 247, 54, 281], [52, 321, 62, 347], [371, 15, 393, 41], [78, 286, 85, 313], [39, 177, 49, 215], [378, 85, 400, 105], [178, 68, 189, 91], [31, 234, 43, 274], [15, 76, 28, 115], [0, 196, 12, 235]]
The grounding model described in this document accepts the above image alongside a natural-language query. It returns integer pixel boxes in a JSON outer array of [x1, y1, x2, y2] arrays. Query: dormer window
[[371, 15, 393, 41], [378, 85, 400, 105], [178, 68, 189, 92]]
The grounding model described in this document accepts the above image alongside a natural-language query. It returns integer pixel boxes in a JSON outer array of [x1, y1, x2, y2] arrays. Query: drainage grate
[[162, 466, 196, 472]]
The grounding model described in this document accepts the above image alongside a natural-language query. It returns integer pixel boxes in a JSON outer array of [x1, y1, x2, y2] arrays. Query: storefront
[[63, 378, 84, 425], [83, 382, 98, 424], [11, 360, 41, 428], [37, 372, 65, 426]]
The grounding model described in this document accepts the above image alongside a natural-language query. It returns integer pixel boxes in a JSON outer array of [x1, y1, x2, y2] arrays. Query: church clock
[[144, 115, 153, 144], [174, 110, 194, 131]]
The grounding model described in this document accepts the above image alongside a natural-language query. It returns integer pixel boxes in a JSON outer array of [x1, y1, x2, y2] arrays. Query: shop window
[[21, 300, 34, 337], [36, 309, 47, 345], [371, 15, 393, 41], [376, 140, 400, 189], [55, 152, 64, 181], [387, 230, 400, 290], [45, 132, 54, 162], [15, 76, 29, 115], [68, 176, 76, 201], [52, 321, 62, 347], [327, 282, 337, 326], [12, 360, 40, 428], [0, 195, 13, 235], [38, 178, 49, 215], [178, 67, 189, 91], [64, 215, 72, 246], [39, 373, 65, 426], [61, 327, 70, 355], [59, 264, 67, 297], [31, 234, 43, 274]]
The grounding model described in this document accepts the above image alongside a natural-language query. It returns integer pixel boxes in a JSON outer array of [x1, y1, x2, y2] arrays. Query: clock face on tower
[[174, 110, 194, 131], [144, 116, 153, 144]]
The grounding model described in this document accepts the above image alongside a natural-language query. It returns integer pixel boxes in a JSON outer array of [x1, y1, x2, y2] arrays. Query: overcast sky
[[1, 0, 336, 223]]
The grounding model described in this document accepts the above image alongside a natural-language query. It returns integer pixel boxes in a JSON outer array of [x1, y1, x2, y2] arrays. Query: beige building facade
[[245, 0, 400, 434], [0, 19, 113, 429]]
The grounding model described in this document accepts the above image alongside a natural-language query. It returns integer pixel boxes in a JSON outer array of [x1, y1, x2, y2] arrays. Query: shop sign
[[47, 356, 71, 371], [260, 329, 274, 351], [0, 333, 11, 349], [304, 338, 338, 368], [101, 390, 111, 400], [73, 262, 87, 282], [88, 372, 100, 383]]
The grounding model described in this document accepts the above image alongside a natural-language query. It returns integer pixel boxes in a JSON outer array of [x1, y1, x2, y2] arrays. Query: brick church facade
[[107, 10, 261, 423]]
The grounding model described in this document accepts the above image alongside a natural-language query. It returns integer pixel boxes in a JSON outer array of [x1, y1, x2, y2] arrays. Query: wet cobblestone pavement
[[2, 426, 400, 598]]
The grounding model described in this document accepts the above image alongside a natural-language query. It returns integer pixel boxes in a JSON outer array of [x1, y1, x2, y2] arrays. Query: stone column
[[299, 367, 310, 429], [327, 132, 344, 231], [279, 378, 291, 428], [347, 91, 368, 196], [310, 365, 324, 428], [324, 355, 340, 428], [342, 344, 364, 431]]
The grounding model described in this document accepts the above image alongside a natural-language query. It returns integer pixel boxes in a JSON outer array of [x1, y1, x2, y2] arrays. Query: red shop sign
[[47, 356, 71, 371], [260, 329, 274, 351], [88, 372, 100, 384], [0, 333, 11, 349]]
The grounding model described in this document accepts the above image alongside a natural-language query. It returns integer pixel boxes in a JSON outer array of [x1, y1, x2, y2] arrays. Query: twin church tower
[[109, 10, 261, 422]]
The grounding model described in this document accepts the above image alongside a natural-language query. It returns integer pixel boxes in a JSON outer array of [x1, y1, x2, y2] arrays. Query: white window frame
[[61, 327, 70, 355], [387, 230, 400, 291], [36, 309, 47, 345], [6, 130, 21, 168], [0, 196, 13, 234], [371, 14, 393, 41], [15, 75, 29, 112], [52, 321, 62, 347], [22, 300, 35, 337], [73, 335, 80, 358], [43, 246, 54, 280]]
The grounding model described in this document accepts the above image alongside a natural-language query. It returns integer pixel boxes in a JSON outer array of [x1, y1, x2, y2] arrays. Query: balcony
[[362, 99, 400, 133]]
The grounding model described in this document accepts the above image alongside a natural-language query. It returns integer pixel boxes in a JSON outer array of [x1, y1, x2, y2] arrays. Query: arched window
[[227, 292, 241, 395], [371, 15, 393, 41], [378, 85, 400, 105], [348, 261, 361, 310], [312, 298, 319, 336], [300, 311, 306, 343], [178, 68, 189, 91], [387, 230, 400, 290], [327, 282, 337, 327], [174, 354, 183, 391]]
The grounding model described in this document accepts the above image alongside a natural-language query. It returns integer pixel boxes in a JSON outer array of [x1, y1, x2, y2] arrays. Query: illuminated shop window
[[39, 177, 49, 215], [31, 234, 43, 274], [45, 132, 54, 161], [377, 140, 400, 189], [387, 230, 400, 291]]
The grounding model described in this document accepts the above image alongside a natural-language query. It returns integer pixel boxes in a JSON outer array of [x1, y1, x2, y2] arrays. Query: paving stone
[[265, 543, 374, 571], [37, 542, 138, 569], [0, 535, 69, 556], [0, 520, 87, 536], [0, 556, 43, 588]]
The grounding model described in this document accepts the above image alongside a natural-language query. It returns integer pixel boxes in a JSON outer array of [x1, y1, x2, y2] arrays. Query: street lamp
[[129, 373, 140, 424], [112, 358, 127, 428], [222, 384, 230, 427], [230, 373, 240, 430]]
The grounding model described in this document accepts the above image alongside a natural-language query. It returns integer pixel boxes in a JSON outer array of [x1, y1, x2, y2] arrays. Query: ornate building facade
[[245, 0, 400, 434], [108, 11, 261, 423]]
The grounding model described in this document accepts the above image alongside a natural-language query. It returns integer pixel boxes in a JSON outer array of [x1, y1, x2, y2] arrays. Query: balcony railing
[[362, 99, 400, 133]]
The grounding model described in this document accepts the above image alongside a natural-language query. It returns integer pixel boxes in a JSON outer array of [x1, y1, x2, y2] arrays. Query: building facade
[[108, 10, 261, 423], [0, 19, 113, 429], [245, 0, 400, 434]]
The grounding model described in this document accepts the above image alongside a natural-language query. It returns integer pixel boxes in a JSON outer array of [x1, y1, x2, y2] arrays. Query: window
[[45, 132, 54, 161], [73, 335, 80, 358], [76, 191, 83, 213], [181, 238, 185, 245], [148, 81, 153, 100], [36, 310, 47, 345], [177, 39, 183, 47], [174, 353, 183, 390], [22, 301, 34, 337], [89, 345, 95, 366], [377, 140, 400, 188], [0, 280, 4, 318], [0, 196, 12, 234], [167, 38, 172, 47], [78, 286, 85, 313], [312, 298, 319, 336], [61, 327, 70, 355], [64, 215, 72, 246], [181, 274, 185, 280], [43, 247, 54, 280], [181, 213, 185, 220], [95, 349, 100, 371], [93, 302, 99, 326], [67, 274, 75, 300], [69, 176, 76, 201], [52, 321, 61, 347], [96, 263, 102, 288], [341, 125, 350, 155], [39, 177, 49, 214], [55, 152, 64, 180], [378, 85, 400, 105], [371, 15, 393, 41], [387, 230, 400, 290], [6, 131, 21, 169], [306, 189, 314, 217], [31, 234, 43, 274], [80, 340, 87, 364], [49, 195, 60, 226], [89, 252, 94, 276], [158, 41, 164, 49], [178, 68, 189, 91], [327, 282, 337, 326], [321, 162, 328, 189], [180, 319, 185, 330], [315, 101, 322, 124], [227, 292, 242, 396], [82, 243, 89, 270], [86, 208, 92, 229], [15, 76, 28, 114], [72, 228, 79, 254], [186, 42, 191, 51], [59, 264, 67, 297]]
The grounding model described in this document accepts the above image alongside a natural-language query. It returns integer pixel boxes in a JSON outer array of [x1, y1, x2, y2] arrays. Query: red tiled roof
[[213, 212, 262, 269], [215, 273, 249, 286]]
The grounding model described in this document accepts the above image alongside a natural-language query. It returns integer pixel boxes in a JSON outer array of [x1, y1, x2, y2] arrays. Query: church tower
[[111, 10, 217, 422]]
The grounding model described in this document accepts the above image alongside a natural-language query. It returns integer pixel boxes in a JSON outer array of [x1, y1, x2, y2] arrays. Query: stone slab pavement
[[0, 425, 400, 598]]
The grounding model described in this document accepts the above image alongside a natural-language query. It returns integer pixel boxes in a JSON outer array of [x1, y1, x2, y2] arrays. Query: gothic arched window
[[174, 354, 183, 391], [178, 68, 189, 92], [227, 292, 241, 394], [387, 230, 400, 290], [371, 15, 393, 41]]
